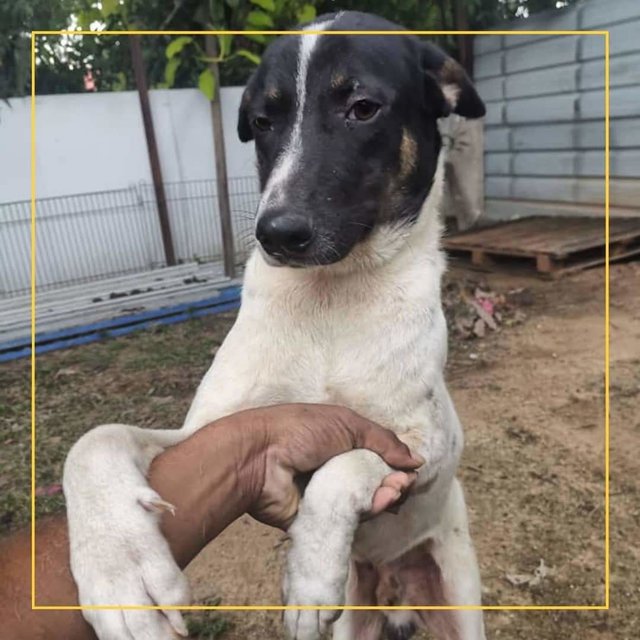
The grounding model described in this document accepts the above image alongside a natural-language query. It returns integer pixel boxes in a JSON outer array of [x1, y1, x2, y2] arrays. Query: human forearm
[[0, 417, 263, 639]]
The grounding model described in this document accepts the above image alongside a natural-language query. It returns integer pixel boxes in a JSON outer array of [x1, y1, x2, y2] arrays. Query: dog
[[63, 11, 487, 640]]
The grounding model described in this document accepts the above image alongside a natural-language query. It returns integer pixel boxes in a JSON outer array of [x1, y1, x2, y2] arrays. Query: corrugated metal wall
[[474, 0, 640, 220]]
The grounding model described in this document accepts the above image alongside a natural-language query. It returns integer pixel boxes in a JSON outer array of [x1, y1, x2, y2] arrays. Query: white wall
[[0, 87, 257, 204]]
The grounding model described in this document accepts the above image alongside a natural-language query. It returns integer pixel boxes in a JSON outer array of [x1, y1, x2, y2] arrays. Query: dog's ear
[[237, 76, 255, 142], [420, 42, 485, 119]]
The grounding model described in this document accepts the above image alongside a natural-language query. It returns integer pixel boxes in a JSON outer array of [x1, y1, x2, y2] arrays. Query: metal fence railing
[[0, 176, 260, 299]]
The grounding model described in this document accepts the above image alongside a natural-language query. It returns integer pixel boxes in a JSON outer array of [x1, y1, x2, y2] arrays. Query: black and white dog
[[64, 11, 487, 640]]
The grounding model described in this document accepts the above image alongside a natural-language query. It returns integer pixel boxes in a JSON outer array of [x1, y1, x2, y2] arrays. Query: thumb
[[356, 423, 425, 470]]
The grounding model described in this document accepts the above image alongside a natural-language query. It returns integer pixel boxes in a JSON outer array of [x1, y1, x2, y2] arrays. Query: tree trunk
[[205, 35, 236, 279], [453, 0, 473, 76], [130, 35, 176, 266]]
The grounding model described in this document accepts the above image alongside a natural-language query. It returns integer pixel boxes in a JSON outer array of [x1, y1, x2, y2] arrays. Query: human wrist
[[219, 408, 270, 509], [148, 411, 269, 567]]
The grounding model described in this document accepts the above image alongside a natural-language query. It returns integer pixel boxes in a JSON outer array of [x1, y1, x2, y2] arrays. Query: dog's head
[[238, 11, 485, 268]]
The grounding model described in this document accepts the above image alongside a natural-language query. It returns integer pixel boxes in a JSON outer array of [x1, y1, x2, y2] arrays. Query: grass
[[0, 313, 237, 533]]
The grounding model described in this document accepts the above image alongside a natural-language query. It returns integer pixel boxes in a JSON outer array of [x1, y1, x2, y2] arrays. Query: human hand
[[243, 404, 424, 529]]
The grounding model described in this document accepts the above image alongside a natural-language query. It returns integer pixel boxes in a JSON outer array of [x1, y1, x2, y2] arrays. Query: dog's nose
[[256, 211, 313, 256]]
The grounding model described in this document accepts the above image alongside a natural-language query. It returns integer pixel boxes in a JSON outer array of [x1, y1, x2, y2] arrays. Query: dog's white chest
[[188, 250, 448, 436]]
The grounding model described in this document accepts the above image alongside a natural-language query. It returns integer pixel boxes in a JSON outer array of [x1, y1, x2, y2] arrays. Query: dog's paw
[[282, 566, 343, 640], [63, 425, 190, 640], [282, 517, 351, 639], [70, 486, 191, 640]]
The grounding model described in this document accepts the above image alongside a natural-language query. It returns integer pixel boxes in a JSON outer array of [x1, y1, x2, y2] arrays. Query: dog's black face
[[238, 11, 485, 267]]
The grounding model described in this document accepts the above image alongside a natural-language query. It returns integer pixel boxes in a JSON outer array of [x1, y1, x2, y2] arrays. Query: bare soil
[[1, 262, 638, 639]]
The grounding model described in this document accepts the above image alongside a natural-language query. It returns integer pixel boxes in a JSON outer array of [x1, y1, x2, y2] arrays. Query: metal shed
[[473, 0, 639, 221]]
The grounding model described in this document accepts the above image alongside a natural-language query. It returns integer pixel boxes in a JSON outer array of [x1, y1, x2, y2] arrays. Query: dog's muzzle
[[256, 209, 314, 260]]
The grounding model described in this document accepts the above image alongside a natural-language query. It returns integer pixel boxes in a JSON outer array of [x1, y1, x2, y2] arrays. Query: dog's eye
[[253, 116, 273, 132], [347, 100, 380, 122]]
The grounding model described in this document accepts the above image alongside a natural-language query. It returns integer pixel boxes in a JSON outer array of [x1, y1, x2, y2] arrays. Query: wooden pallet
[[443, 216, 640, 277]]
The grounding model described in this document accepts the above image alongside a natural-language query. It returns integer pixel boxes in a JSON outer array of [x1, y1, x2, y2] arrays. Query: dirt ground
[[1, 261, 638, 639]]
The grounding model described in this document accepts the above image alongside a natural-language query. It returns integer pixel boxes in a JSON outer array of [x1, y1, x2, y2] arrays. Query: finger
[[353, 420, 425, 469], [380, 471, 418, 492], [370, 486, 402, 515]]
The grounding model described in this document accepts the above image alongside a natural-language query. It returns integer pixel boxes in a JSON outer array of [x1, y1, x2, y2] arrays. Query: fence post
[[130, 35, 176, 267], [205, 35, 236, 279]]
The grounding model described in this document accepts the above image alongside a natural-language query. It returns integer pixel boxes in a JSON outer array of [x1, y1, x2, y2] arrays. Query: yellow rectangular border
[[30, 29, 610, 612]]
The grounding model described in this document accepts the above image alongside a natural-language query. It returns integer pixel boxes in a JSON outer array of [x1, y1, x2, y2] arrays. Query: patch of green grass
[[186, 614, 230, 640], [0, 311, 238, 536], [185, 597, 231, 639]]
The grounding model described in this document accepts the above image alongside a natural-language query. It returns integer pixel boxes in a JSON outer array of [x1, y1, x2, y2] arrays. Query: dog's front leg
[[283, 449, 395, 640], [282, 418, 450, 640], [63, 424, 192, 640]]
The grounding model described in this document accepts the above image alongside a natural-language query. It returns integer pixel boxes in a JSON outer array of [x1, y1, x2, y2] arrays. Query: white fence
[[0, 177, 259, 298], [0, 86, 260, 298]]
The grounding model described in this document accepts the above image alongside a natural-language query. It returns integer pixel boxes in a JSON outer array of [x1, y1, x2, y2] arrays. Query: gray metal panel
[[510, 123, 579, 150], [474, 0, 640, 216], [580, 19, 640, 60], [512, 151, 577, 176], [484, 199, 640, 221], [499, 120, 640, 151], [505, 36, 579, 74], [596, 179, 636, 207], [485, 153, 511, 175], [484, 150, 639, 178], [506, 94, 577, 124], [579, 33, 606, 62], [475, 35, 502, 55], [476, 76, 505, 102], [485, 101, 505, 126], [612, 118, 640, 149], [579, 53, 640, 91], [485, 128, 510, 151], [581, 0, 640, 28], [511, 176, 576, 202], [485, 177, 511, 199], [475, 50, 503, 79], [580, 86, 639, 120], [487, 176, 635, 208], [506, 64, 577, 99], [503, 7, 578, 45]]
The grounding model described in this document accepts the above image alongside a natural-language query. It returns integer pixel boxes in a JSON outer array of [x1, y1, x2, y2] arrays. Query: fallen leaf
[[35, 484, 63, 497], [506, 559, 552, 588]]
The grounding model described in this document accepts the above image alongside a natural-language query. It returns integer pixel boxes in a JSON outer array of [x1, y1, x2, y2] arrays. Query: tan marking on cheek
[[440, 58, 463, 109], [265, 86, 281, 101], [399, 129, 418, 181], [442, 83, 460, 109], [331, 72, 347, 89]]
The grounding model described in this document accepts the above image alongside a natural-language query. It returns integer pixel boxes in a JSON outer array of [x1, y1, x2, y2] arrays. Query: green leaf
[[77, 9, 102, 31], [250, 0, 276, 11], [113, 71, 127, 91], [209, 0, 225, 23], [246, 10, 274, 28], [245, 33, 267, 44], [198, 68, 216, 101], [166, 36, 192, 59], [101, 0, 119, 18], [235, 49, 261, 65], [296, 4, 316, 24], [218, 34, 233, 59], [225, 0, 241, 7], [165, 57, 180, 87]]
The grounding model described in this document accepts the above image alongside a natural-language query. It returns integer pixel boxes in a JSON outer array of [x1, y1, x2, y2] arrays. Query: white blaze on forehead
[[256, 18, 335, 218]]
